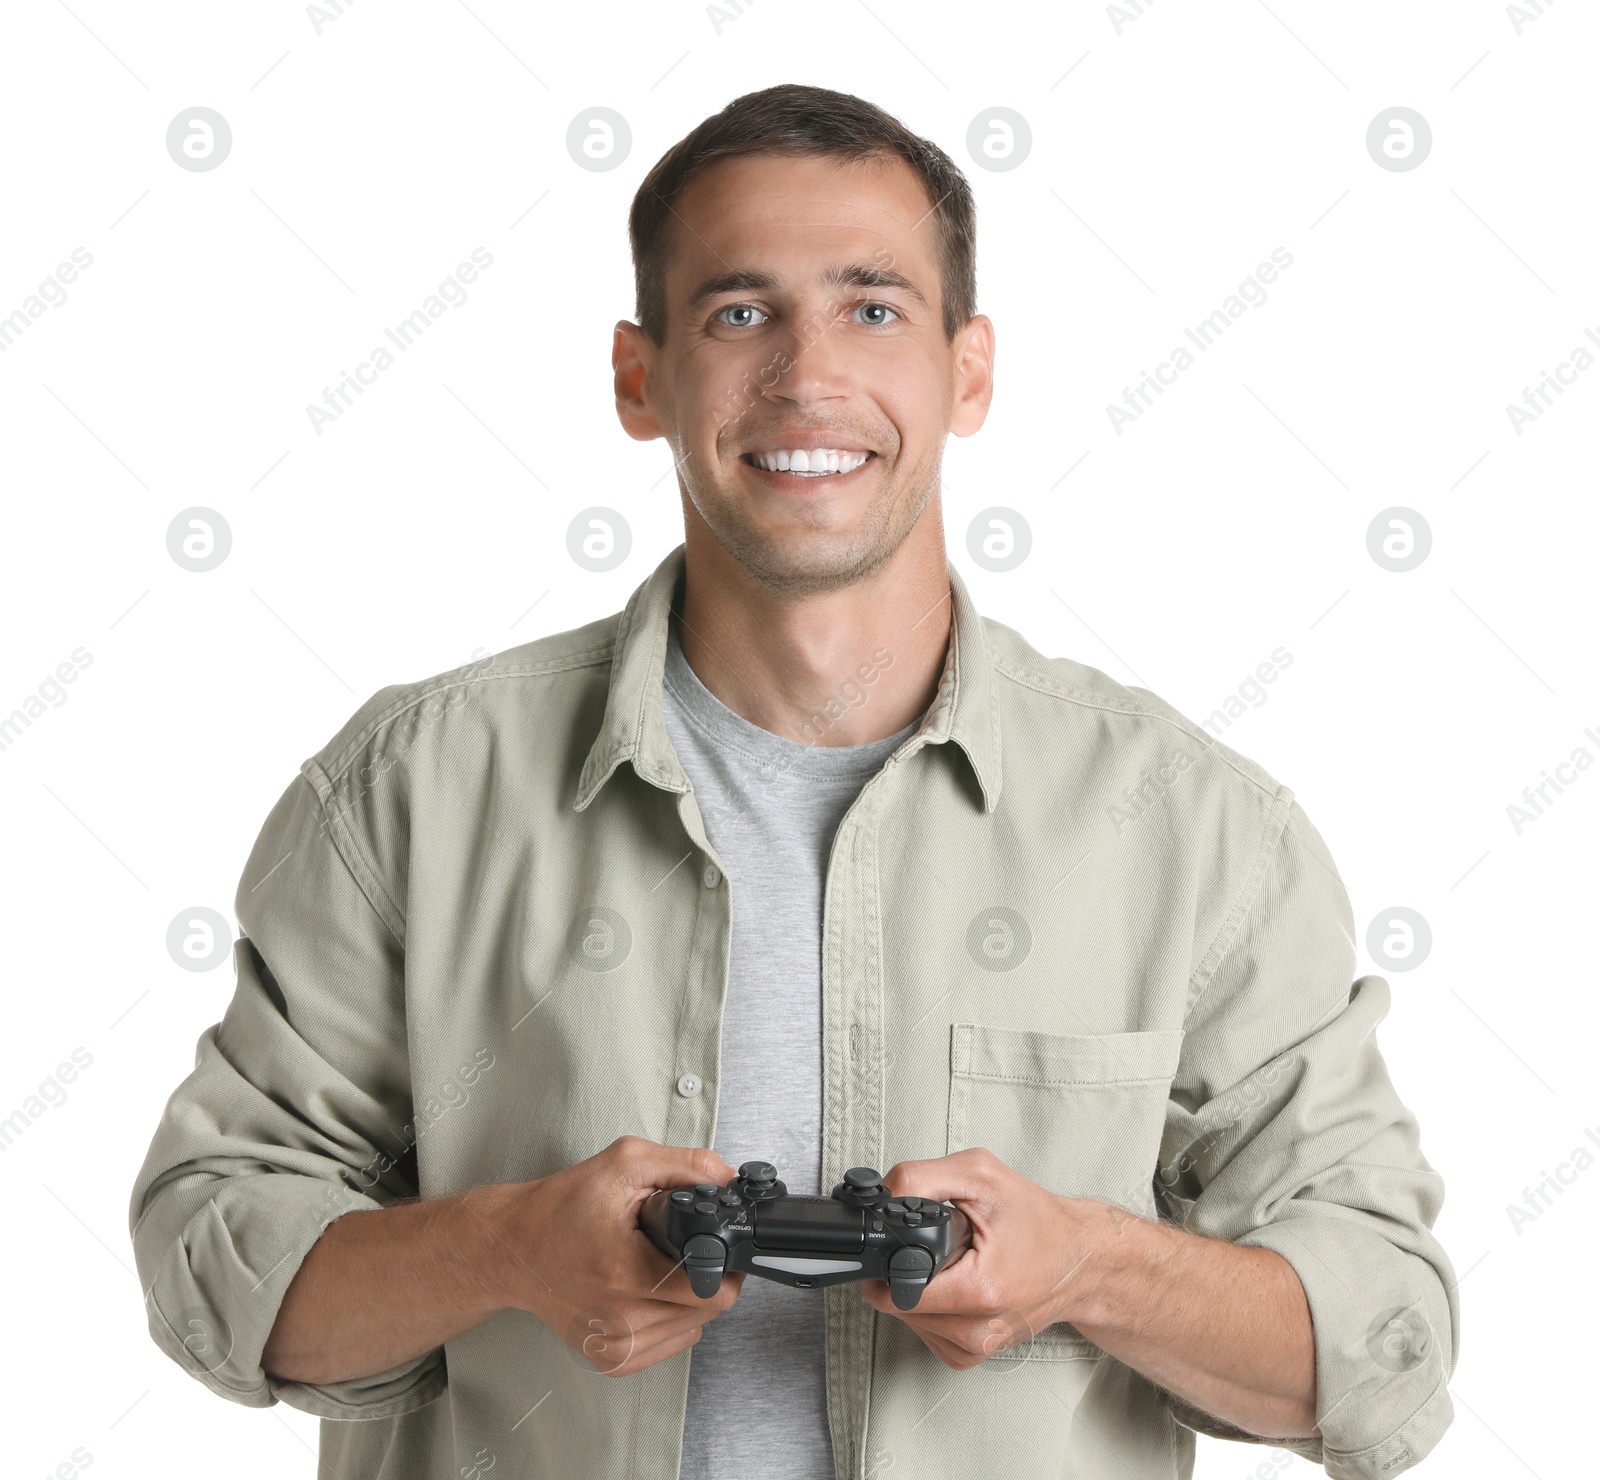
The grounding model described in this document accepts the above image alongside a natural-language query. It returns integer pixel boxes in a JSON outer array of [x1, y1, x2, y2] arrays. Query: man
[[130, 84, 1458, 1479]]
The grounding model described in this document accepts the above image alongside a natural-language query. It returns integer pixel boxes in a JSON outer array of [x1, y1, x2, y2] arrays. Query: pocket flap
[[952, 1025, 1185, 1087]]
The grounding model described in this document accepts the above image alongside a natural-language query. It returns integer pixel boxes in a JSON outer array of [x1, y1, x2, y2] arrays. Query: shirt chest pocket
[[946, 1024, 1185, 1218]]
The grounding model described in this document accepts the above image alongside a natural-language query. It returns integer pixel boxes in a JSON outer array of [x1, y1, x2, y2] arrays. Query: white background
[[1, 2, 1595, 1476]]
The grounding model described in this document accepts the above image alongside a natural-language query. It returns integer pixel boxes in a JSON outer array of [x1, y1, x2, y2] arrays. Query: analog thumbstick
[[739, 1160, 778, 1186], [843, 1166, 883, 1191]]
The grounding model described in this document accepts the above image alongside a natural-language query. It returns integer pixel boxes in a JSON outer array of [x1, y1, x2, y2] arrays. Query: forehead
[[665, 152, 940, 286]]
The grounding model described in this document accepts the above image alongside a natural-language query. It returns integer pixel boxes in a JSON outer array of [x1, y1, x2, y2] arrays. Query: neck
[[675, 512, 952, 749]]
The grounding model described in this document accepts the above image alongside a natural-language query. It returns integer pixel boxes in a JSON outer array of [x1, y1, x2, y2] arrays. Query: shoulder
[[304, 609, 623, 791], [979, 611, 1285, 808]]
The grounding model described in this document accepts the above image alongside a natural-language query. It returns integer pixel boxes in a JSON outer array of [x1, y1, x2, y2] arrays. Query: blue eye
[[716, 303, 768, 328], [853, 302, 899, 326]]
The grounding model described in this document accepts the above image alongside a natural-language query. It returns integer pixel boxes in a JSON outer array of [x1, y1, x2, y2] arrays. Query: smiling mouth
[[739, 448, 876, 478]]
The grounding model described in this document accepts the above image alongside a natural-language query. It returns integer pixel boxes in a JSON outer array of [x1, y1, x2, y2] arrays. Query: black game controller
[[640, 1161, 971, 1311]]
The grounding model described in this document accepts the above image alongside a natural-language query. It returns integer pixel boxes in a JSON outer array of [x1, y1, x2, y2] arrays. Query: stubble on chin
[[689, 457, 936, 598]]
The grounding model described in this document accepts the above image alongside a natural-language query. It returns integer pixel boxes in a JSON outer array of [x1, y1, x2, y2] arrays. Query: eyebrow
[[684, 261, 929, 311]]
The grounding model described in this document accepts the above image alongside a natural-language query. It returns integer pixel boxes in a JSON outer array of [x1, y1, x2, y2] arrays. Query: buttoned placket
[[659, 783, 733, 1159], [819, 744, 920, 1480]]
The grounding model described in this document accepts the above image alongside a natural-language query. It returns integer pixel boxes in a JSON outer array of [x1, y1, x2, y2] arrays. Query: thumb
[[614, 1136, 738, 1192]]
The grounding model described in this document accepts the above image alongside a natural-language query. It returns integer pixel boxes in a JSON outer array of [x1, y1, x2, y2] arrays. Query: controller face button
[[718, 1192, 741, 1206], [670, 1190, 695, 1205], [694, 1184, 719, 1195], [694, 1200, 717, 1214]]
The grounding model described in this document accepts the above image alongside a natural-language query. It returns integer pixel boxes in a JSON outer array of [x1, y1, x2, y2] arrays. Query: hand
[[485, 1135, 747, 1376], [858, 1147, 1107, 1369]]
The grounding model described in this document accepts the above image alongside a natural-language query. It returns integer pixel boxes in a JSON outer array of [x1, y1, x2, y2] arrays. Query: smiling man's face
[[615, 151, 992, 596]]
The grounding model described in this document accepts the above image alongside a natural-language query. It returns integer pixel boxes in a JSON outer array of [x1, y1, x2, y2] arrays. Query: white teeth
[[749, 449, 870, 475]]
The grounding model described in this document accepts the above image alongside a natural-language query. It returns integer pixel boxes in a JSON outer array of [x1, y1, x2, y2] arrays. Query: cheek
[[864, 360, 943, 460], [682, 344, 768, 406]]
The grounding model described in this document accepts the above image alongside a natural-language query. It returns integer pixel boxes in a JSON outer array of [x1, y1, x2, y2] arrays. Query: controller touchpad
[[754, 1199, 865, 1252]]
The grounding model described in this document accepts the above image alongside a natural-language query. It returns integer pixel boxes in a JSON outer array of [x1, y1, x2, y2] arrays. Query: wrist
[[452, 1181, 527, 1315], [1052, 1194, 1155, 1331], [461, 1177, 555, 1317]]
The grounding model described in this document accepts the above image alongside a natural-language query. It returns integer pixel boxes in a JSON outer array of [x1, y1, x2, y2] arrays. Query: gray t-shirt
[[661, 617, 918, 1480]]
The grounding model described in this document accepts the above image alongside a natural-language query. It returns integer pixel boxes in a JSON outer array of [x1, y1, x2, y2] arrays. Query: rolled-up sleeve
[[1156, 791, 1458, 1478], [128, 758, 445, 1420]]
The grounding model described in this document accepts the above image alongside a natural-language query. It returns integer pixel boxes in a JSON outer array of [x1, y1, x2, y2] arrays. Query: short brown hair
[[628, 84, 976, 346]]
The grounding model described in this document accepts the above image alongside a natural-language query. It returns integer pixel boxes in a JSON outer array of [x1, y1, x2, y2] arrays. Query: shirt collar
[[574, 543, 1001, 814]]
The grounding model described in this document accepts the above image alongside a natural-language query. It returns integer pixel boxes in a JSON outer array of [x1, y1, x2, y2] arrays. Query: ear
[[948, 314, 995, 439], [613, 320, 667, 442]]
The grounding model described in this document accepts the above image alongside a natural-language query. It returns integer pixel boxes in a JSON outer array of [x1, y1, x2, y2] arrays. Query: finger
[[603, 1134, 740, 1195], [580, 1310, 704, 1377], [882, 1146, 1000, 1208], [861, 1284, 1036, 1361], [914, 1326, 986, 1369], [563, 1277, 741, 1374], [857, 1252, 983, 1319]]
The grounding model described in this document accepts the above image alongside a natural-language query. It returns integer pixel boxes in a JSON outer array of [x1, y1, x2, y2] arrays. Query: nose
[[764, 302, 856, 411]]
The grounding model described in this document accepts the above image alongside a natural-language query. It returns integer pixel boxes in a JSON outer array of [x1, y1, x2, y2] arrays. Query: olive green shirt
[[130, 543, 1458, 1479]]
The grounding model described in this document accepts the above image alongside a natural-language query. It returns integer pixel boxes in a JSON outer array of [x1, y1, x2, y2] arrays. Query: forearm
[[263, 1182, 519, 1386], [1059, 1202, 1319, 1440]]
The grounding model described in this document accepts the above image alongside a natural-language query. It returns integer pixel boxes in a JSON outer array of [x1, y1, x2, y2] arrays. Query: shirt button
[[702, 864, 721, 888], [676, 1073, 703, 1098]]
